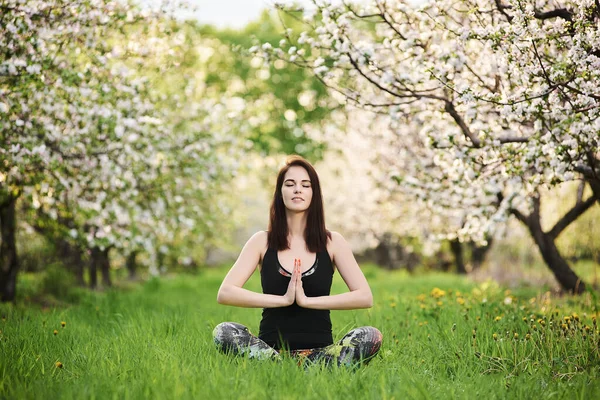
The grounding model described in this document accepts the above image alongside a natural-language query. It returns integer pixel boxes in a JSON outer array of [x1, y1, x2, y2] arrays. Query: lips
[[292, 197, 304, 201]]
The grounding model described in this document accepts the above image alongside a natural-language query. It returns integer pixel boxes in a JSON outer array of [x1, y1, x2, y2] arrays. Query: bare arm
[[216, 231, 296, 308], [296, 232, 373, 310]]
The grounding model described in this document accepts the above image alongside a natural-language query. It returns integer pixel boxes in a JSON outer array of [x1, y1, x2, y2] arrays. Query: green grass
[[1, 265, 599, 399]]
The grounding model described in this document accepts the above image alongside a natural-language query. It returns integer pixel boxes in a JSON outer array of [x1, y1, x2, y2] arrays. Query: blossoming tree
[[0, 0, 244, 298], [256, 0, 599, 292], [0, 0, 163, 299]]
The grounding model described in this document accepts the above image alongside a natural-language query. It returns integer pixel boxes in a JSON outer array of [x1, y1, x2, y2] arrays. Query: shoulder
[[327, 231, 349, 254], [328, 231, 345, 245], [248, 230, 268, 248], [244, 231, 268, 260]]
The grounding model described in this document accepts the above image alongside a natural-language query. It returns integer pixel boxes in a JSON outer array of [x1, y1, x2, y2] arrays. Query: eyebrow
[[284, 179, 311, 183]]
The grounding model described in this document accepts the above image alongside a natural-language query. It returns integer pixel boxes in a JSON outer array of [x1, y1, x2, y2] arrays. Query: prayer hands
[[294, 259, 309, 307], [282, 258, 309, 307]]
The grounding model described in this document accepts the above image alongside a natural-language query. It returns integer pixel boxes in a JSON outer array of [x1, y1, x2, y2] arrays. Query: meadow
[[1, 265, 599, 400]]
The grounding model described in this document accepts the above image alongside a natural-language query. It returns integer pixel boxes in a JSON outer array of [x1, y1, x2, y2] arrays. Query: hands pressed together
[[283, 258, 310, 307]]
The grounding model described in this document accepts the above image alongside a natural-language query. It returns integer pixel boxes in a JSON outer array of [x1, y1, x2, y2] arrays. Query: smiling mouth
[[292, 197, 304, 201]]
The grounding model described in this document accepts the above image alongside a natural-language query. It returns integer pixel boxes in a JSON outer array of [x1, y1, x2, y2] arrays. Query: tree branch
[[548, 195, 597, 239], [498, 135, 530, 144], [494, 0, 513, 22], [534, 9, 573, 22], [444, 101, 481, 147], [510, 207, 529, 225], [574, 164, 598, 180]]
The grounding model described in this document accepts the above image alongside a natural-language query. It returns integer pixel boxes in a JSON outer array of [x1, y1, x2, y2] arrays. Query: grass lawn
[[1, 265, 599, 399]]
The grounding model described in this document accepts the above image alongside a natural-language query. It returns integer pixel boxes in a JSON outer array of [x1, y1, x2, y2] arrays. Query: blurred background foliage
[[3, 3, 599, 306]]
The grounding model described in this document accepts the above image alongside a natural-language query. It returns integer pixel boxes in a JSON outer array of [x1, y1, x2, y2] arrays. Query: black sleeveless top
[[258, 247, 334, 350]]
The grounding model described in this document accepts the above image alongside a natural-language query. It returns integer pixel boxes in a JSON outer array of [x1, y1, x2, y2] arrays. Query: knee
[[340, 326, 383, 346], [363, 326, 383, 342], [212, 322, 246, 343], [352, 326, 383, 342]]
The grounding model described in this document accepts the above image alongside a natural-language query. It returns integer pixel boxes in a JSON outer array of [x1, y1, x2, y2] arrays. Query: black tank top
[[258, 247, 334, 350]]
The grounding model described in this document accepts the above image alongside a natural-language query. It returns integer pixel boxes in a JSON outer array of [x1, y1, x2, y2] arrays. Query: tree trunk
[[126, 251, 137, 280], [449, 239, 467, 274], [89, 247, 98, 289], [374, 240, 393, 269], [100, 248, 111, 287], [587, 177, 600, 206], [90, 247, 111, 288], [469, 238, 493, 271], [512, 195, 586, 294], [57, 239, 86, 286], [529, 226, 585, 294], [0, 193, 19, 302]]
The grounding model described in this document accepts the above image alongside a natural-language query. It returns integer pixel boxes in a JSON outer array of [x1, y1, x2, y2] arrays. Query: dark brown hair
[[267, 155, 331, 252]]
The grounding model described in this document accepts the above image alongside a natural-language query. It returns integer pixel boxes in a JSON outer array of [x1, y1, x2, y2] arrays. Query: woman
[[213, 155, 382, 367]]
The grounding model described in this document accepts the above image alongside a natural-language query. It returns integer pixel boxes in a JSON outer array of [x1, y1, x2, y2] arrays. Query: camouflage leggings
[[213, 322, 383, 367]]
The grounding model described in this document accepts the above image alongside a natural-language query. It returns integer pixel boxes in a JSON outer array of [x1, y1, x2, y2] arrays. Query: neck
[[286, 211, 307, 239]]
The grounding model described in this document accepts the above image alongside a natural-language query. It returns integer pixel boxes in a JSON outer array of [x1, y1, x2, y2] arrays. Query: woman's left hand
[[294, 260, 311, 308]]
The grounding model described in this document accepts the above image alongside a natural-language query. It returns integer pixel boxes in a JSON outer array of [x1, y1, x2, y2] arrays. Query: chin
[[287, 205, 309, 212]]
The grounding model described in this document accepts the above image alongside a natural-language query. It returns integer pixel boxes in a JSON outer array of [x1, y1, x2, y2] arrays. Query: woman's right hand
[[282, 259, 298, 306]]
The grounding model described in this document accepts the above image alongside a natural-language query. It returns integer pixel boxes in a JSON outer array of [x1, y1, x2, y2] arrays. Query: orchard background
[[0, 1, 599, 398]]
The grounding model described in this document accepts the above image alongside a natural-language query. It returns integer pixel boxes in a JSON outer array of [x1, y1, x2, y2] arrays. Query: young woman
[[213, 155, 382, 367]]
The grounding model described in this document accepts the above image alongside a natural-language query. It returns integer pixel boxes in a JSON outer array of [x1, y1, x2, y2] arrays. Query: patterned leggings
[[213, 322, 383, 367]]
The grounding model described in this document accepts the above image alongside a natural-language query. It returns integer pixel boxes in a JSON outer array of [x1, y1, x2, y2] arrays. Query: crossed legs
[[213, 322, 383, 367]]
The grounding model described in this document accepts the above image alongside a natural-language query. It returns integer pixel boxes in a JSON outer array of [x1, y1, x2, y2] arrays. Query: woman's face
[[281, 166, 313, 213]]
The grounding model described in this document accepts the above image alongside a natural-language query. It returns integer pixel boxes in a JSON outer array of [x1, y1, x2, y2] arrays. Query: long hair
[[267, 155, 331, 252]]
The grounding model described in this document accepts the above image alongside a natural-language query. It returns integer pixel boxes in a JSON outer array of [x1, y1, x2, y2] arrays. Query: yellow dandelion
[[493, 333, 498, 341], [572, 313, 579, 322], [61, 321, 66, 328], [532, 324, 537, 331], [513, 333, 519, 340], [55, 361, 63, 368], [417, 294, 426, 302], [430, 288, 446, 299], [53, 330, 58, 336], [585, 325, 591, 332], [561, 323, 568, 330], [390, 302, 397, 308], [494, 316, 502, 322], [564, 316, 571, 323], [540, 320, 546, 327], [436, 301, 443, 306], [456, 297, 465, 305], [522, 317, 527, 322], [525, 334, 531, 340]]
